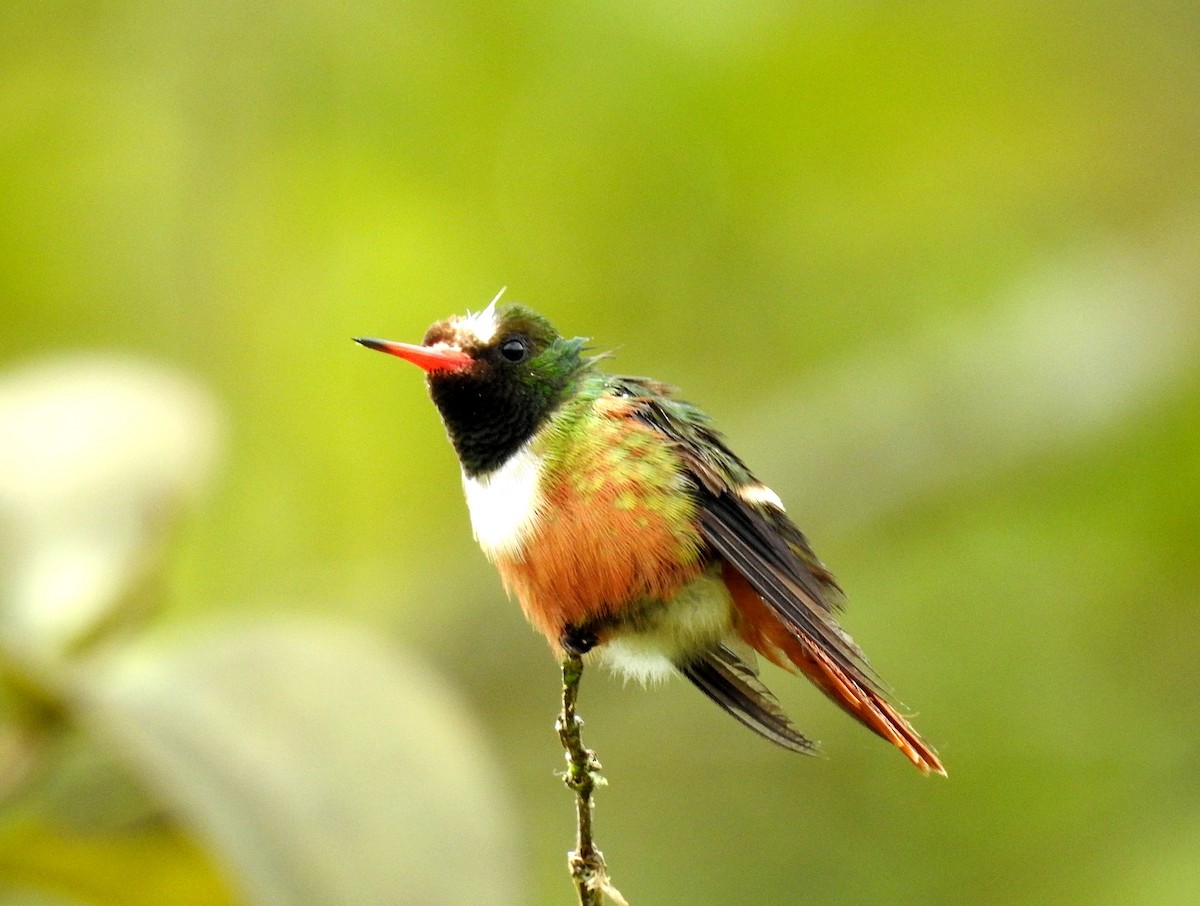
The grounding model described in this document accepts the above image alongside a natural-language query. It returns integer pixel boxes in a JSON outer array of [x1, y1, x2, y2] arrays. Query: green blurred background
[[2, 2, 1199, 904]]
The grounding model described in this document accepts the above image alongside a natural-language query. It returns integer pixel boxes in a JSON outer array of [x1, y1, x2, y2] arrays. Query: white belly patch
[[596, 569, 735, 684]]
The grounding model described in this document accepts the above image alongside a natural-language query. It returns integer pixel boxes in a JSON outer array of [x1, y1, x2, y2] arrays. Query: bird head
[[356, 296, 588, 476]]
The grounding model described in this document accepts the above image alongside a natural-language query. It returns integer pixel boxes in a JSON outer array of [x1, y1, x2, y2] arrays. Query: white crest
[[457, 286, 507, 345]]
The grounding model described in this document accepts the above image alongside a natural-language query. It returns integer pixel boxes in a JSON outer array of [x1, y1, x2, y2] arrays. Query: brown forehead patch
[[421, 318, 459, 347]]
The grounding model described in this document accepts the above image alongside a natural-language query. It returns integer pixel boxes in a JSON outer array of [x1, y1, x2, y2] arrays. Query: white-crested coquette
[[356, 293, 945, 774]]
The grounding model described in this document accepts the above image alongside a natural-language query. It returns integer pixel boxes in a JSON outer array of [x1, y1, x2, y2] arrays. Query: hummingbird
[[356, 296, 945, 775]]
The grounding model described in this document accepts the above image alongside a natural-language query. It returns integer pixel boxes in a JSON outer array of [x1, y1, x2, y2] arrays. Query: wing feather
[[607, 375, 944, 773], [612, 375, 879, 689]]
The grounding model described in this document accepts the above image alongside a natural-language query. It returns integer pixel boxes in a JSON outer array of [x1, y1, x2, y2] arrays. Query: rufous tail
[[727, 568, 946, 775]]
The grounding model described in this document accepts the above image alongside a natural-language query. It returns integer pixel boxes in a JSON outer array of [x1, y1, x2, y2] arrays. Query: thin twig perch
[[556, 654, 627, 906]]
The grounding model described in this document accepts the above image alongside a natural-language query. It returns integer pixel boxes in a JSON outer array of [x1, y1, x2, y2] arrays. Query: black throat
[[427, 371, 568, 477]]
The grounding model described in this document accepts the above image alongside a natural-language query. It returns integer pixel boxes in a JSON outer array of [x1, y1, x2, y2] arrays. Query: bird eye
[[499, 336, 529, 363]]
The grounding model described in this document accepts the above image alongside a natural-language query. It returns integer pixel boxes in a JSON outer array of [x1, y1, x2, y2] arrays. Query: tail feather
[[680, 645, 817, 755], [725, 566, 945, 775], [795, 642, 945, 775]]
